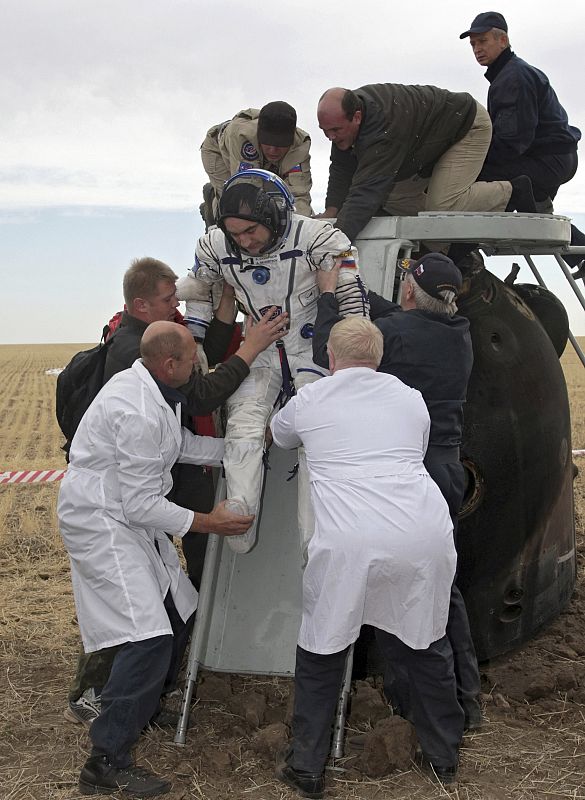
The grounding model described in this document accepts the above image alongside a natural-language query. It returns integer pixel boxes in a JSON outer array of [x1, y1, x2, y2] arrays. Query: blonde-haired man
[[271, 316, 462, 796]]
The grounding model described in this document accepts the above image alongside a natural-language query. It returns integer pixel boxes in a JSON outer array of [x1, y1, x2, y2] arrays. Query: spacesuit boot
[[223, 497, 253, 553]]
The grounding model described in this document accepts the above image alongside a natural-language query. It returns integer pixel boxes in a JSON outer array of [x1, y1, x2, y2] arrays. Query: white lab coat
[[58, 360, 224, 653], [270, 367, 457, 654]]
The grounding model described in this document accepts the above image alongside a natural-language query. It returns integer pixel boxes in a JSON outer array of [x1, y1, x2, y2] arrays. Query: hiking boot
[[224, 498, 256, 554], [275, 764, 325, 799], [79, 755, 171, 797], [506, 175, 537, 213], [64, 687, 101, 727]]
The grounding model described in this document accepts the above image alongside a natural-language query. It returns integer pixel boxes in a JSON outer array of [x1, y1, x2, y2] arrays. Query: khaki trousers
[[426, 102, 511, 212], [383, 103, 511, 218]]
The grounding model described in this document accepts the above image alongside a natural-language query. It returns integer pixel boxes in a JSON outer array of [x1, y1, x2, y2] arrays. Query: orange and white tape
[[1, 450, 584, 487], [0, 469, 67, 485]]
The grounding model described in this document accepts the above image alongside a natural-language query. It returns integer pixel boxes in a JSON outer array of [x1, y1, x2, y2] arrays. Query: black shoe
[[506, 175, 537, 213], [418, 753, 458, 784], [79, 755, 171, 797], [421, 760, 458, 784], [430, 764, 458, 784], [571, 260, 585, 281], [275, 764, 325, 799]]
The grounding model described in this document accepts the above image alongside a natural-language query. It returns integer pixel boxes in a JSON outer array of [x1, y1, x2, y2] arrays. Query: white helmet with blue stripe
[[217, 169, 295, 256]]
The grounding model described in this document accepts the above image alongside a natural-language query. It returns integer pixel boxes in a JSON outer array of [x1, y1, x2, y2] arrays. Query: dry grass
[[0, 340, 584, 799]]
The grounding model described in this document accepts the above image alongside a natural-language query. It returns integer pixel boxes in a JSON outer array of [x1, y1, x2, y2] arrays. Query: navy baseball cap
[[460, 11, 508, 38], [399, 253, 463, 299]]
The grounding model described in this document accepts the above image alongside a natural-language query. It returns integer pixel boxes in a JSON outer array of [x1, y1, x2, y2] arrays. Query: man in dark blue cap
[[312, 253, 484, 758], [460, 12, 585, 276]]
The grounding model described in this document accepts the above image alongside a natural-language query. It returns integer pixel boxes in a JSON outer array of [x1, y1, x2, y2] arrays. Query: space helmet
[[217, 168, 295, 256]]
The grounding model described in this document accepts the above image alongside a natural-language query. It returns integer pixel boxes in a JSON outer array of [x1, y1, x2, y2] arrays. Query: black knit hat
[[257, 101, 297, 147], [460, 11, 508, 38]]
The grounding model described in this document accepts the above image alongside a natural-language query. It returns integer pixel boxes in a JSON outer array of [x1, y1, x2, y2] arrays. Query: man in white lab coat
[[58, 321, 267, 797], [271, 317, 464, 798]]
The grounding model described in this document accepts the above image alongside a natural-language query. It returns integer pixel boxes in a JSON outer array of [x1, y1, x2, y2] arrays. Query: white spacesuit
[[177, 170, 369, 555]]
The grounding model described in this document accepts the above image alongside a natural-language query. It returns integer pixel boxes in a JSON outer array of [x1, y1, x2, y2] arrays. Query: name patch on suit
[[259, 305, 283, 320]]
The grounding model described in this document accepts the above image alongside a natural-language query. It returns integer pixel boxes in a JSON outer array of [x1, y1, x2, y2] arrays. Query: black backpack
[[56, 325, 114, 459]]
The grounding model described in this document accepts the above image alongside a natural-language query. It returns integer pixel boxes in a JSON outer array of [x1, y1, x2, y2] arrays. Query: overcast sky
[[1, 0, 584, 343]]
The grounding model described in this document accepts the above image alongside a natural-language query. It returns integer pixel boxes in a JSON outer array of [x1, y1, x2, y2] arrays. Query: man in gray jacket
[[316, 84, 537, 241]]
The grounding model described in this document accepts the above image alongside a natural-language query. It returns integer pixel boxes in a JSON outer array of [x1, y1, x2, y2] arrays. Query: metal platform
[[355, 212, 584, 366], [358, 211, 572, 251]]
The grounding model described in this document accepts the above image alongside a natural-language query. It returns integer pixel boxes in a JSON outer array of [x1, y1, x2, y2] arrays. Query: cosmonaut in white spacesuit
[[176, 169, 369, 555]]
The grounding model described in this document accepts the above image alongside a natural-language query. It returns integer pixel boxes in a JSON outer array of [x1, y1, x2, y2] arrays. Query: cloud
[[2, 0, 584, 211]]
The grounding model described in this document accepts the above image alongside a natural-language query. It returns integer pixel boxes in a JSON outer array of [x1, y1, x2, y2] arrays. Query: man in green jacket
[[316, 84, 537, 242]]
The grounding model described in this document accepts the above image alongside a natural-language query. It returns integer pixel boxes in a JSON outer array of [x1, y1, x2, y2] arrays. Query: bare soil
[[1, 343, 584, 800]]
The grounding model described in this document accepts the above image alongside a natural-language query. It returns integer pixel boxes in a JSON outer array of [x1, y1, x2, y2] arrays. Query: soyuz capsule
[[456, 266, 575, 661]]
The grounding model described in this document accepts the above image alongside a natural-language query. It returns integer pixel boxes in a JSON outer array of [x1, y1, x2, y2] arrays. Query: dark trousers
[[171, 463, 215, 590], [290, 646, 350, 775], [480, 151, 585, 267], [69, 467, 211, 702], [479, 150, 578, 203], [291, 635, 463, 775], [423, 452, 482, 722], [89, 594, 193, 768]]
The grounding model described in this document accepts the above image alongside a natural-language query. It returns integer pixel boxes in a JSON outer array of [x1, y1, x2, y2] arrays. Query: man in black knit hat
[[200, 100, 313, 224]]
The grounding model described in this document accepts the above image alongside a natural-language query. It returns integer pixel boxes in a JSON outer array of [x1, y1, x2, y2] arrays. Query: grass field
[[0, 338, 584, 799]]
